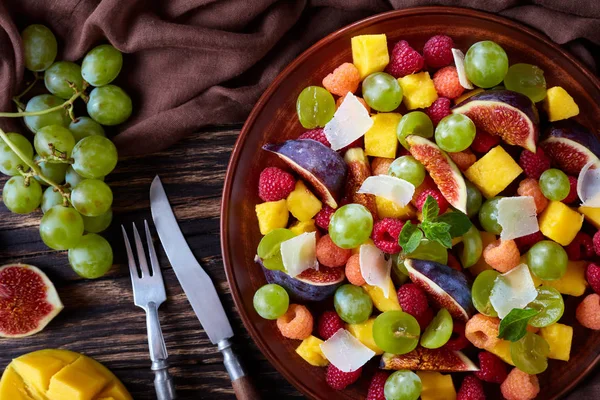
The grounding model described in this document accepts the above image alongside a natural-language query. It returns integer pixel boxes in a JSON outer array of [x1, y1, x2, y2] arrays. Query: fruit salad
[[252, 32, 600, 400]]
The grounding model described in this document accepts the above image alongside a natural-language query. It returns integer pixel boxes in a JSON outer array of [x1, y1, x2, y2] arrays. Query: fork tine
[[121, 225, 140, 281], [132, 222, 151, 278], [144, 220, 164, 281]]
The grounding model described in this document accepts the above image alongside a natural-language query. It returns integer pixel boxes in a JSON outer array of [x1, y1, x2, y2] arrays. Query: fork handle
[[219, 338, 260, 400], [153, 360, 177, 400], [146, 303, 176, 400]]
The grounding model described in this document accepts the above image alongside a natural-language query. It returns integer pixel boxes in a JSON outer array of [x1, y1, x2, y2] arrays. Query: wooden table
[[0, 125, 304, 399]]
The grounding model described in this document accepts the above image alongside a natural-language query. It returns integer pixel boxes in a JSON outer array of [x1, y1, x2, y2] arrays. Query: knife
[[150, 175, 259, 400]]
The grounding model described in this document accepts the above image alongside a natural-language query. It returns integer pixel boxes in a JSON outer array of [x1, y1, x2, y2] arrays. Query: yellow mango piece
[[531, 260, 588, 296], [347, 318, 383, 355], [417, 371, 456, 400], [286, 181, 322, 222], [255, 199, 288, 235], [398, 72, 438, 110], [376, 196, 416, 220], [468, 231, 496, 276], [464, 146, 523, 198], [579, 206, 600, 229], [352, 238, 374, 255], [47, 356, 110, 400], [351, 34, 389, 79], [365, 113, 402, 158], [539, 201, 583, 246], [454, 88, 484, 105], [362, 279, 401, 312], [11, 350, 78, 394], [97, 382, 132, 400], [540, 323, 573, 361], [0, 365, 32, 400], [544, 86, 579, 122], [295, 336, 328, 367], [489, 340, 514, 365], [289, 219, 317, 235]]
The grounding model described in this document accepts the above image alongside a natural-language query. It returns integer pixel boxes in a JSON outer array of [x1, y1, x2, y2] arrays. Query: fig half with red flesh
[[452, 90, 539, 152], [380, 347, 478, 372], [541, 120, 600, 175], [0, 264, 63, 338], [407, 135, 467, 213]]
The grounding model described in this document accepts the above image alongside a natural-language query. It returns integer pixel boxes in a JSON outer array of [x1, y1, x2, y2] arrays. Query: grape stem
[[0, 87, 84, 119], [12, 72, 41, 110]]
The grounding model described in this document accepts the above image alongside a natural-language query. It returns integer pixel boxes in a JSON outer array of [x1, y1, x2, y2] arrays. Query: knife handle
[[219, 339, 260, 400]]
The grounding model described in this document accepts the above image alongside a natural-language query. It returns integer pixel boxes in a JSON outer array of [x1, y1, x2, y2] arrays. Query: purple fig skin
[[543, 120, 600, 160], [263, 139, 347, 208]]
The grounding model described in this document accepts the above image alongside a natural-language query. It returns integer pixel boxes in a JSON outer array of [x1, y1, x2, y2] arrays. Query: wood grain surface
[[0, 126, 303, 399]]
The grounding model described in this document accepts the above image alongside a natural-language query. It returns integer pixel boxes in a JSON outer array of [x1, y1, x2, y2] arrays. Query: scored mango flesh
[[0, 349, 132, 400]]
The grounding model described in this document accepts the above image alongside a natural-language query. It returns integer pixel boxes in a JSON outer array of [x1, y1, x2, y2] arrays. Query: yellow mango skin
[[346, 318, 383, 355], [579, 206, 600, 229], [365, 113, 402, 158], [468, 231, 496, 276], [540, 323, 573, 361], [289, 219, 317, 235], [539, 201, 583, 246], [417, 371, 456, 400], [544, 86, 579, 122], [531, 260, 588, 296], [489, 340, 514, 366], [464, 146, 523, 199], [362, 279, 401, 312], [286, 181, 322, 222], [255, 199, 289, 235], [376, 196, 416, 220], [351, 34, 389, 79], [295, 336, 328, 367], [398, 72, 438, 110]]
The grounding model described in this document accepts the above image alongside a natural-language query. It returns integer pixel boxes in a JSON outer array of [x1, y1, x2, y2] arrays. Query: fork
[[122, 221, 177, 400]]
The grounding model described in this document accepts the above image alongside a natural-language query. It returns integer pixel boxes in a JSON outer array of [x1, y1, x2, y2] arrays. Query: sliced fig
[[343, 148, 377, 217], [380, 347, 478, 372], [263, 139, 347, 208], [0, 264, 63, 338], [541, 120, 600, 175], [404, 259, 474, 322], [452, 90, 539, 152], [407, 136, 467, 213]]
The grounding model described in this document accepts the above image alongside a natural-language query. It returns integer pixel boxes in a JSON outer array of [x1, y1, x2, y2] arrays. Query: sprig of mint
[[398, 195, 472, 252], [497, 308, 539, 342]]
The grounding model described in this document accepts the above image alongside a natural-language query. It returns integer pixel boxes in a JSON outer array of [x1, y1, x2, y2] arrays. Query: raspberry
[[562, 176, 578, 204], [397, 283, 429, 318], [345, 254, 366, 286], [474, 352, 508, 383], [258, 167, 296, 202], [385, 40, 424, 78], [500, 368, 540, 400], [586, 263, 600, 294], [444, 321, 469, 351], [372, 218, 404, 254], [325, 364, 362, 390], [483, 239, 520, 273], [517, 178, 548, 214], [423, 35, 454, 68], [470, 130, 501, 154], [519, 148, 551, 179], [276, 304, 313, 340], [576, 293, 600, 330], [398, 147, 411, 157], [322, 62, 360, 97], [371, 157, 394, 176], [315, 205, 334, 230], [448, 149, 476, 171], [594, 230, 600, 256], [465, 314, 501, 350], [316, 234, 352, 267], [415, 188, 449, 214], [457, 375, 485, 400], [433, 66, 465, 99], [336, 93, 371, 113], [514, 231, 544, 253], [425, 97, 451, 126], [565, 232, 594, 261], [318, 311, 344, 340], [447, 252, 462, 271], [298, 128, 331, 147], [366, 371, 390, 400]]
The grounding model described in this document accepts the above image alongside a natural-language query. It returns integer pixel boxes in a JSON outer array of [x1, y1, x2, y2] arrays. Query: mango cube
[[255, 199, 288, 235], [531, 260, 588, 296], [417, 371, 456, 400], [464, 146, 523, 198], [346, 318, 383, 355], [579, 206, 600, 229], [12, 355, 71, 393], [289, 219, 317, 235], [489, 339, 514, 365], [539, 201, 583, 245], [365, 113, 402, 158], [0, 366, 29, 400], [362, 278, 401, 312], [397, 72, 438, 110], [351, 34, 389, 79], [376, 196, 416, 219], [540, 323, 573, 361], [287, 181, 322, 222], [47, 357, 110, 400], [544, 86, 579, 122], [295, 336, 328, 367]]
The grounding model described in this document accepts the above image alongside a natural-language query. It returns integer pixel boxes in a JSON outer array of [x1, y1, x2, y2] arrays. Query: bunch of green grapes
[[0, 24, 132, 279]]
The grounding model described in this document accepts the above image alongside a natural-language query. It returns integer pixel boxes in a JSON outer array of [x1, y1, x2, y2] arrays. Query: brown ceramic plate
[[221, 6, 600, 399]]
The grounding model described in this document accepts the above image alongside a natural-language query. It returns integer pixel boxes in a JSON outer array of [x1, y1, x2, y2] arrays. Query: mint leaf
[[435, 212, 473, 237], [422, 221, 452, 248], [421, 195, 439, 221], [498, 308, 539, 342], [399, 221, 422, 254], [404, 228, 423, 255]]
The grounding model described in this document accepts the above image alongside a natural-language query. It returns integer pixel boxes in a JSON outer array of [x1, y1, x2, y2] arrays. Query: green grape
[[22, 24, 57, 71], [257, 228, 296, 271], [71, 179, 113, 217], [504, 63, 546, 103], [434, 114, 476, 152], [527, 286, 564, 328], [296, 86, 336, 129], [464, 41, 509, 88], [420, 308, 453, 349], [510, 332, 550, 374], [71, 136, 118, 179], [69, 117, 106, 142], [81, 44, 123, 87], [405, 239, 448, 265], [68, 233, 113, 279], [388, 156, 426, 187], [539, 169, 570, 201], [527, 240, 568, 281], [253, 284, 289, 320], [373, 311, 420, 354], [384, 370, 422, 400], [41, 186, 66, 213], [466, 181, 483, 218], [34, 155, 68, 185], [479, 196, 503, 234], [471, 269, 500, 317], [2, 176, 42, 214], [44, 61, 84, 99], [39, 205, 84, 250], [329, 204, 373, 249], [34, 125, 76, 159], [391, 254, 409, 286], [82, 209, 113, 233], [362, 72, 403, 112], [396, 111, 433, 149], [460, 225, 483, 268], [87, 85, 132, 126], [24, 94, 70, 133], [65, 165, 104, 188], [334, 284, 373, 324], [0, 133, 33, 176]]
